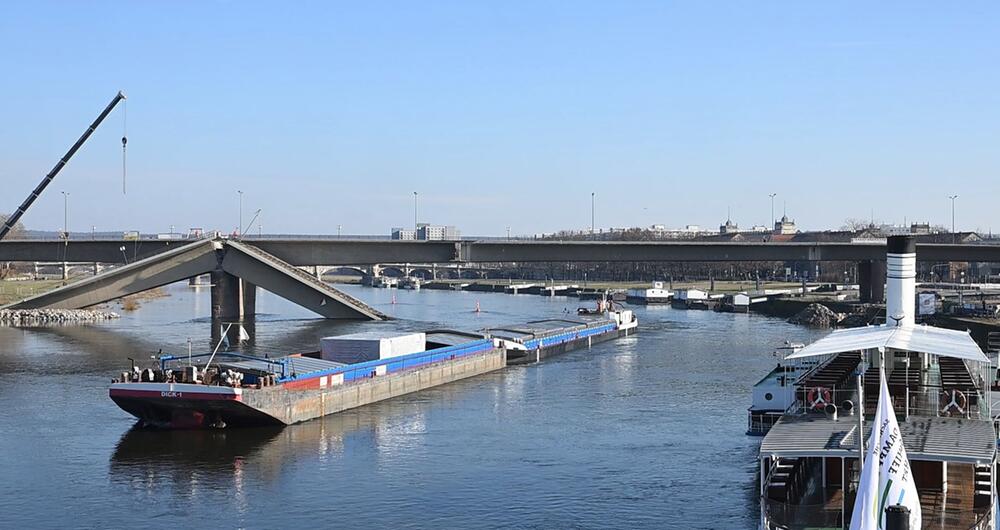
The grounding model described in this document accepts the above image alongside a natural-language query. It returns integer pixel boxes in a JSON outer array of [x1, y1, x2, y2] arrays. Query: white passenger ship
[[755, 236, 996, 529]]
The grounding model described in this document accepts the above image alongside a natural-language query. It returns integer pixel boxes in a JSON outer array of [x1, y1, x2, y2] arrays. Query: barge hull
[[112, 349, 506, 428], [508, 326, 636, 364], [245, 349, 506, 425]]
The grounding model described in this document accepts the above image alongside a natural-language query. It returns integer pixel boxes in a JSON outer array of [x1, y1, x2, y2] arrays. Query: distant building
[[413, 223, 460, 240], [719, 219, 740, 234], [773, 215, 797, 235], [910, 222, 931, 235], [392, 225, 460, 240], [876, 224, 911, 236], [391, 228, 417, 240]]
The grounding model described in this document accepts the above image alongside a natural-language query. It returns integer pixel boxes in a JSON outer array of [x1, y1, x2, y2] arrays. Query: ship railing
[[788, 386, 990, 421], [158, 351, 285, 375], [762, 496, 992, 530], [902, 384, 989, 421], [761, 496, 842, 530], [787, 387, 860, 417]]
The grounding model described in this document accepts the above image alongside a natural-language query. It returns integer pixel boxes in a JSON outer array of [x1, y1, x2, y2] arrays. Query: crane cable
[[121, 98, 128, 195]]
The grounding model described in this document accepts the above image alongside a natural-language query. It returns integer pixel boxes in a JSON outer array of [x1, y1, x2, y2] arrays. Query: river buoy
[[474, 301, 481, 313], [391, 295, 397, 305]]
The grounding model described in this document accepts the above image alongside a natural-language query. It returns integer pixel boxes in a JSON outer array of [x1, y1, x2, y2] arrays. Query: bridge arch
[[323, 266, 366, 277], [410, 268, 433, 279], [380, 266, 405, 277]]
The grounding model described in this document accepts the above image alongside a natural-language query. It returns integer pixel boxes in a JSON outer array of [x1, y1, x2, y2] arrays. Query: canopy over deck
[[784, 325, 988, 363]]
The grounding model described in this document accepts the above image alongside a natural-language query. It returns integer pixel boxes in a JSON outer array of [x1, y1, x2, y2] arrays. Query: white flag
[[238, 325, 250, 342], [874, 366, 921, 529], [850, 369, 883, 530], [850, 365, 922, 529]]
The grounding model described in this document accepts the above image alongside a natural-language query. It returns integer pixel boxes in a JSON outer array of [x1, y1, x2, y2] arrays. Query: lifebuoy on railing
[[807, 387, 832, 411], [940, 389, 968, 415]]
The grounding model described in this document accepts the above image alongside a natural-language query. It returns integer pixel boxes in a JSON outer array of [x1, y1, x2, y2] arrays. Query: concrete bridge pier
[[211, 270, 257, 321], [857, 260, 886, 304]]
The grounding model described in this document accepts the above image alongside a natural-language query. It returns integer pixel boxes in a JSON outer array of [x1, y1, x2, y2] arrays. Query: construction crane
[[0, 91, 127, 242]]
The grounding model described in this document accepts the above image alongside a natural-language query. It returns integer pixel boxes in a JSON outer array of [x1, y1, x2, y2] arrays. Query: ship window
[[764, 393, 773, 401]]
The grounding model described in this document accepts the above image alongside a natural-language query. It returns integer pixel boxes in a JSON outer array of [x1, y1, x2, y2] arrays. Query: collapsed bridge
[[3, 238, 387, 321]]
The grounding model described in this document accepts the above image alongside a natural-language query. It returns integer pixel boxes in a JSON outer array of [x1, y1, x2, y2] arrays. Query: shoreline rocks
[[0, 308, 120, 326]]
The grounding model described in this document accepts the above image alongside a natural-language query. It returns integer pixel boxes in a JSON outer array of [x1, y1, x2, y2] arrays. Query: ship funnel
[[886, 235, 916, 327]]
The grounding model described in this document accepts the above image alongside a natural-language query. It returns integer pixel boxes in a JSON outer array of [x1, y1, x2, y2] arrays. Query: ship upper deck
[[760, 414, 996, 464], [760, 323, 996, 465]]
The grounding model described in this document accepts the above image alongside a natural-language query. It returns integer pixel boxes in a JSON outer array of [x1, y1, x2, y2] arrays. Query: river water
[[0, 283, 822, 529]]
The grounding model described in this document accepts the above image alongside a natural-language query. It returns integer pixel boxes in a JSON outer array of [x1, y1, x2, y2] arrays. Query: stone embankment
[[0, 309, 120, 326], [787, 303, 883, 329], [788, 303, 844, 328]]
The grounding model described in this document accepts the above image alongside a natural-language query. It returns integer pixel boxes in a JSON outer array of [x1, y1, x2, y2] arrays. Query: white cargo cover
[[320, 332, 426, 364]]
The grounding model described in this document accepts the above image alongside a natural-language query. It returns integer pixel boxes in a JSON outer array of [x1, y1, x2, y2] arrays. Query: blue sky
[[2, 2, 999, 236]]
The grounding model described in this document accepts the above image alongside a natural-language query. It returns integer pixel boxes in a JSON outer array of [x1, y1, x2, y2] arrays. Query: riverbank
[[0, 279, 66, 305], [358, 277, 805, 294]]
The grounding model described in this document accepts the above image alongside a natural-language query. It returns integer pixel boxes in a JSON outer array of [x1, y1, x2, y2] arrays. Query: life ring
[[807, 387, 832, 411], [940, 389, 968, 415]]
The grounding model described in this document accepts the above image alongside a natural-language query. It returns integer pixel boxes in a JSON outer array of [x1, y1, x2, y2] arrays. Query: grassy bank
[[0, 279, 66, 305]]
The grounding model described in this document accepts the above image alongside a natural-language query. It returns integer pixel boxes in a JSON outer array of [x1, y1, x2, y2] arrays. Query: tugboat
[[753, 236, 997, 529], [577, 296, 611, 316]]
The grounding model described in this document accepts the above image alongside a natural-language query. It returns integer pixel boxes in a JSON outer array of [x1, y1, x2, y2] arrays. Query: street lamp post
[[413, 192, 418, 231], [237, 190, 244, 237], [61, 191, 69, 281], [61, 191, 69, 239], [769, 193, 777, 227], [591, 192, 596, 239], [506, 226, 511, 240], [338, 224, 342, 238], [948, 195, 958, 243]]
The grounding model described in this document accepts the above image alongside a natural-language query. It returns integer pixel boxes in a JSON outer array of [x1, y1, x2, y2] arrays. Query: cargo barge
[[109, 309, 637, 429], [489, 309, 637, 364]]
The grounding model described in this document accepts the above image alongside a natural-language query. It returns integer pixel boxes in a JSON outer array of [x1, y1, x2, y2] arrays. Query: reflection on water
[[0, 282, 823, 529]]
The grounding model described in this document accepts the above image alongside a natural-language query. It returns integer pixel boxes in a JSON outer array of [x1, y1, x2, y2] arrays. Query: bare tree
[[0, 213, 25, 239], [840, 217, 872, 232]]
